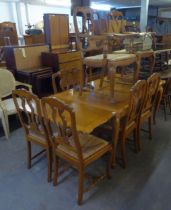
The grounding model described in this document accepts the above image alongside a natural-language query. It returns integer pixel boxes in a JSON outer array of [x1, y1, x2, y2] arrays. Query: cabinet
[[42, 50, 79, 72], [24, 34, 45, 45], [0, 22, 18, 46], [43, 14, 69, 50]]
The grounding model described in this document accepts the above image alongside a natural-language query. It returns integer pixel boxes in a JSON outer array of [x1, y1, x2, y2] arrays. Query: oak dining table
[[51, 78, 132, 165]]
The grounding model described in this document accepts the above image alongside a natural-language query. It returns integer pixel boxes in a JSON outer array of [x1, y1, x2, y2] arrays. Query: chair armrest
[[15, 81, 32, 92]]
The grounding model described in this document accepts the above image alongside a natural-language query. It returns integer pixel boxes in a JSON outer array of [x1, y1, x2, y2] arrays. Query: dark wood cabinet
[[0, 22, 18, 46], [42, 50, 79, 72]]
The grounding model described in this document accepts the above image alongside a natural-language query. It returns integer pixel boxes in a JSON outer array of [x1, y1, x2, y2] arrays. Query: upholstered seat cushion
[[107, 53, 136, 61], [57, 133, 110, 160], [84, 54, 136, 67], [83, 55, 107, 67], [136, 49, 153, 55], [1, 98, 19, 115], [112, 49, 127, 54], [2, 97, 32, 115]]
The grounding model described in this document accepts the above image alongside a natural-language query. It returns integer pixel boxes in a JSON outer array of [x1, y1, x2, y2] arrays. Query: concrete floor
[[0, 110, 171, 210]]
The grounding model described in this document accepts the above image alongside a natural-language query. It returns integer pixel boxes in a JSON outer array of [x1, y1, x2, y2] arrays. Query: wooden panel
[[24, 34, 45, 45], [0, 22, 18, 46], [14, 45, 49, 70], [44, 14, 69, 50]]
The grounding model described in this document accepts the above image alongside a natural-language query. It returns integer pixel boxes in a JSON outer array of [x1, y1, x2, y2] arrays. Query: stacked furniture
[[4, 45, 53, 97], [0, 22, 18, 65], [42, 13, 79, 74]]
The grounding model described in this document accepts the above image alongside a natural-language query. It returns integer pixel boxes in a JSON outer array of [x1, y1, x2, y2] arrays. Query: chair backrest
[[73, 7, 106, 54], [52, 51, 83, 95], [0, 69, 16, 98], [107, 10, 125, 33], [12, 89, 49, 144], [143, 73, 160, 112], [41, 97, 83, 162], [126, 80, 147, 124], [73, 7, 95, 37]]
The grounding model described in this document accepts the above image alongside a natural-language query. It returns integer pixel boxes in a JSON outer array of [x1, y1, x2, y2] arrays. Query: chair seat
[[112, 49, 128, 54], [107, 54, 136, 62], [27, 130, 48, 147], [83, 56, 107, 68], [57, 133, 110, 160], [1, 98, 17, 115], [84, 53, 136, 64]]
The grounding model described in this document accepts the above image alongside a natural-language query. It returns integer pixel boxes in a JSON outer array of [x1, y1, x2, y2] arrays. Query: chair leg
[[53, 155, 59, 186], [1, 113, 9, 139], [153, 88, 163, 125], [27, 141, 32, 169], [3, 112, 10, 135], [163, 98, 167, 121], [106, 152, 112, 179], [134, 128, 139, 152], [120, 134, 127, 168], [77, 168, 84, 205], [168, 95, 171, 114], [148, 116, 152, 140], [136, 123, 141, 151], [47, 148, 52, 182]]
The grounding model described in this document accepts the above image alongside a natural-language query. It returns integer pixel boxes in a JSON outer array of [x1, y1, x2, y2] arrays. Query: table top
[[52, 79, 131, 133]]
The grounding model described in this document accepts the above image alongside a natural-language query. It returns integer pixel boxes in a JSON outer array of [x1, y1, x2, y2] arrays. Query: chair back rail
[[12, 89, 52, 182], [143, 73, 160, 112], [12, 89, 49, 142], [41, 97, 83, 163], [127, 80, 147, 125]]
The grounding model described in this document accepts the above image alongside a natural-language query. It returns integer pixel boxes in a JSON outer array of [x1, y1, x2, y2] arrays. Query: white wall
[[0, 1, 74, 35], [0, 2, 11, 22], [28, 4, 71, 25]]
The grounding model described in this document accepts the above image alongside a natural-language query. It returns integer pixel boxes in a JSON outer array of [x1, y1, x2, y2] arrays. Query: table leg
[[111, 113, 120, 167], [109, 68, 116, 98], [153, 87, 163, 124]]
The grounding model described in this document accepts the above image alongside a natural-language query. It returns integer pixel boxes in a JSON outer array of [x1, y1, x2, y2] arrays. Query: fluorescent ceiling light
[[91, 2, 111, 11], [116, 6, 141, 9], [45, 0, 71, 7]]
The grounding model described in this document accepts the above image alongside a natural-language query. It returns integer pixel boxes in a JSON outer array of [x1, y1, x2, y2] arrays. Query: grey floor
[[0, 110, 171, 210]]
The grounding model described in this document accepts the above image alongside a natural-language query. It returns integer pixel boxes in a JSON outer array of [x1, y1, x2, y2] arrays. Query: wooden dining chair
[[107, 10, 125, 33], [161, 78, 171, 120], [118, 80, 147, 168], [137, 73, 160, 150], [12, 89, 52, 182], [136, 50, 155, 79], [41, 97, 112, 205], [98, 79, 147, 168], [73, 7, 108, 82], [52, 51, 84, 95]]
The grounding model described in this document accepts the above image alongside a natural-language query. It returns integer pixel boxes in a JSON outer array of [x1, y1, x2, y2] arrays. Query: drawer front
[[59, 60, 82, 71], [58, 51, 81, 63]]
